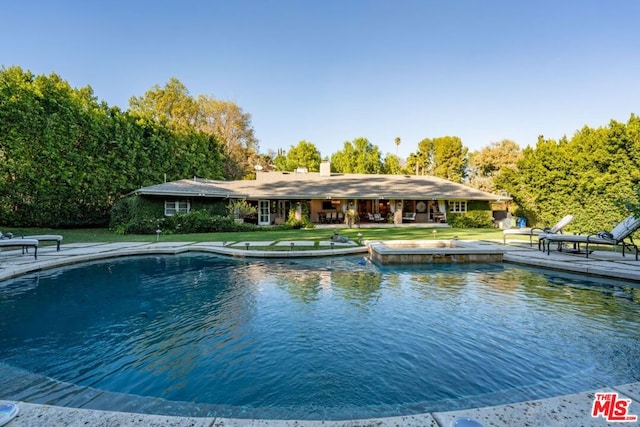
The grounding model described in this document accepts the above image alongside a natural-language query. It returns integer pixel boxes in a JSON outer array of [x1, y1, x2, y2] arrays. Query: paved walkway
[[1, 240, 639, 426], [502, 241, 640, 282]]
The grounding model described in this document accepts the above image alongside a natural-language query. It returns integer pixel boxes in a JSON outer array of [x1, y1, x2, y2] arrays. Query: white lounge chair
[[503, 214, 574, 247], [539, 214, 640, 260], [0, 238, 39, 259], [402, 212, 416, 222]]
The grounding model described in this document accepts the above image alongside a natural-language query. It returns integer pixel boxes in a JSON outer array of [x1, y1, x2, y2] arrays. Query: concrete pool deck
[[1, 240, 639, 426]]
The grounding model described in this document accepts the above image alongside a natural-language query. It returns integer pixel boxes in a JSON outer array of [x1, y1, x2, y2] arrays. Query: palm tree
[[394, 137, 401, 156]]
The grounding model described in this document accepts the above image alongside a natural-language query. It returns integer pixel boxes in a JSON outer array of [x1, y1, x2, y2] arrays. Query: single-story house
[[134, 162, 510, 226]]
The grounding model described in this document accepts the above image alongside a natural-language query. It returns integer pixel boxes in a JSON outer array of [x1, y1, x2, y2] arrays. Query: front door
[[258, 200, 270, 225]]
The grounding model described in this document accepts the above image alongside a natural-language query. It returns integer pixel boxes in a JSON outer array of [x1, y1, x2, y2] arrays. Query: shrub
[[109, 196, 162, 230], [175, 211, 257, 233], [226, 199, 258, 219], [110, 196, 261, 234], [447, 211, 494, 228], [286, 208, 315, 229]]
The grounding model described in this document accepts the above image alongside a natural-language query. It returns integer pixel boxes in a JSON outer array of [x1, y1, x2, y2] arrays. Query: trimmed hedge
[[0, 67, 225, 228], [110, 196, 259, 234], [117, 212, 258, 235], [447, 211, 494, 228]]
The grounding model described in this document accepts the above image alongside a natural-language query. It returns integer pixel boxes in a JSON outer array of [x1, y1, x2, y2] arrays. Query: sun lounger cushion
[[21, 234, 63, 251], [0, 239, 39, 259]]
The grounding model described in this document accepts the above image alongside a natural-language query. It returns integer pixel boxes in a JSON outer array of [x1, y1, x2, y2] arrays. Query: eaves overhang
[[134, 189, 249, 199]]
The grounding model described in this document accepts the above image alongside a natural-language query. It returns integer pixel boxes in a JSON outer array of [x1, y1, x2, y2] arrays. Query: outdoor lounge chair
[[539, 214, 640, 260], [503, 214, 574, 247], [402, 212, 416, 222], [0, 238, 39, 259], [21, 234, 63, 251]]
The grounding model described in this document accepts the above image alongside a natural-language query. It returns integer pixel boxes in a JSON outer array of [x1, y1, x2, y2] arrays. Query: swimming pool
[[1, 254, 639, 420]]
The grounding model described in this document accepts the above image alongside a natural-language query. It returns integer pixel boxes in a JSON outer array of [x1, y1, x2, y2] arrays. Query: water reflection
[[405, 271, 467, 301], [331, 270, 383, 305], [274, 271, 325, 303]]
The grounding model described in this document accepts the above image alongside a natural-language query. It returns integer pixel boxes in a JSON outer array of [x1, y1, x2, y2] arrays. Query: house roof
[[135, 179, 248, 199], [135, 172, 507, 201]]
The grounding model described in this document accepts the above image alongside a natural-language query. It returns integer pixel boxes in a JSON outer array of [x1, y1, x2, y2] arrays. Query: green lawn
[[4, 226, 512, 245]]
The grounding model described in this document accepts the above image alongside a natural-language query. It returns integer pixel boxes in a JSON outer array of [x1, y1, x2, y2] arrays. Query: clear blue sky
[[2, 0, 639, 159]]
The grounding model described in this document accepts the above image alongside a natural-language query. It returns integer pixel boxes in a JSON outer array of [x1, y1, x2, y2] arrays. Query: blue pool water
[[1, 254, 640, 420]]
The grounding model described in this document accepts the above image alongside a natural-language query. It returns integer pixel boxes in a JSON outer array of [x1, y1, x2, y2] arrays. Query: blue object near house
[[516, 217, 527, 228]]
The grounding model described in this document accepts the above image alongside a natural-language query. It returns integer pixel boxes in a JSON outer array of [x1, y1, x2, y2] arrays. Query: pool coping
[[2, 240, 640, 426], [4, 382, 640, 426]]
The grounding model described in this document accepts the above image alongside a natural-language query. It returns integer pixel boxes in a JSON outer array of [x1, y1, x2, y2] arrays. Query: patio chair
[[539, 214, 640, 260], [503, 214, 574, 247], [402, 212, 416, 222], [433, 211, 446, 223]]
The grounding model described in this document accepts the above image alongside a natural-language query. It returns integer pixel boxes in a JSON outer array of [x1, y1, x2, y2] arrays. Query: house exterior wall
[[133, 196, 229, 216], [134, 193, 495, 227]]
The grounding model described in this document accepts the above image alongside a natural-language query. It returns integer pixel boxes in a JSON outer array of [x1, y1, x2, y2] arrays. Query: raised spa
[[367, 239, 505, 264]]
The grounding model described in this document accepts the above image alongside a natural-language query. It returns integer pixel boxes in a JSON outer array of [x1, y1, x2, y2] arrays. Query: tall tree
[[273, 148, 287, 172], [330, 137, 383, 174], [129, 77, 198, 131], [431, 136, 468, 182], [394, 136, 401, 156], [468, 139, 522, 192], [277, 140, 321, 172], [255, 150, 276, 171], [404, 138, 432, 175], [496, 136, 565, 226], [404, 136, 467, 181], [497, 115, 640, 230], [129, 78, 258, 180], [196, 95, 259, 179], [382, 153, 403, 174], [470, 139, 521, 176]]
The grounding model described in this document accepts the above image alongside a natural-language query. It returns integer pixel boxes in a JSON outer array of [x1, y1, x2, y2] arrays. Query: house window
[[448, 201, 467, 213], [165, 200, 190, 216]]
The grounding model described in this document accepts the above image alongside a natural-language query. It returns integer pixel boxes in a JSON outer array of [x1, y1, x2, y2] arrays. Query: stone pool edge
[[0, 242, 369, 282], [4, 382, 640, 426]]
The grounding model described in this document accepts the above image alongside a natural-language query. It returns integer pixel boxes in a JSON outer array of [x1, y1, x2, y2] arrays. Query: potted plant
[[345, 210, 359, 228], [227, 200, 257, 223]]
